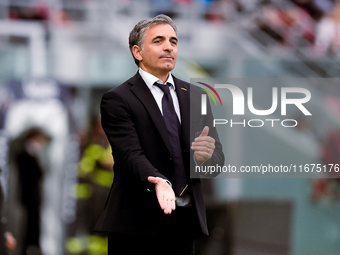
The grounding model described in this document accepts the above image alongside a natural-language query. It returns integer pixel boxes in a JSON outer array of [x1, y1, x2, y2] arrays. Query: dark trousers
[[108, 206, 197, 255]]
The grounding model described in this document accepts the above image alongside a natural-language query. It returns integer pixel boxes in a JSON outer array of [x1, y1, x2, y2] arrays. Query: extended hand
[[148, 177, 176, 214], [191, 126, 215, 165]]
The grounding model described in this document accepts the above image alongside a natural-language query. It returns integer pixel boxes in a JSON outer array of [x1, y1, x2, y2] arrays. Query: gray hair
[[129, 14, 178, 66]]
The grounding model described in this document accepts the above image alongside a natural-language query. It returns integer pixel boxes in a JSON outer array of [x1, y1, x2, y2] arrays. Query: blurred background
[[0, 0, 340, 254]]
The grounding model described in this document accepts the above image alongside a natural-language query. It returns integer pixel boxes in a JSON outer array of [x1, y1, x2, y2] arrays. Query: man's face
[[135, 24, 178, 78]]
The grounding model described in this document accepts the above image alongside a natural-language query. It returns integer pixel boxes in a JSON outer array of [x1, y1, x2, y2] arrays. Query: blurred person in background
[[313, 127, 340, 202], [65, 116, 113, 255], [9, 2, 48, 21], [314, 3, 340, 56], [0, 168, 16, 255], [78, 116, 114, 230], [15, 128, 48, 255], [314, 0, 335, 13], [150, 0, 176, 17], [255, 0, 314, 48], [94, 14, 224, 255], [291, 0, 324, 21]]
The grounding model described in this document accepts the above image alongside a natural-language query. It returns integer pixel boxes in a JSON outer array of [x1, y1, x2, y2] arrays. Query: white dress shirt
[[139, 68, 181, 122]]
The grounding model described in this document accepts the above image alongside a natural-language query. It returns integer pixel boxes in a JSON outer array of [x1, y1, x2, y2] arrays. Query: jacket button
[[170, 158, 173, 161]]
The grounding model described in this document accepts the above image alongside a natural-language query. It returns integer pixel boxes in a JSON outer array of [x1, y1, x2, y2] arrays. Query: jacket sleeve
[[100, 90, 167, 184], [190, 86, 225, 178], [201, 92, 225, 177]]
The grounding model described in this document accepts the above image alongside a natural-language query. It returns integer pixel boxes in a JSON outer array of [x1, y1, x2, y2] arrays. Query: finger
[[160, 196, 172, 208], [191, 142, 215, 150], [161, 202, 170, 214], [199, 126, 209, 137], [166, 200, 172, 210], [168, 201, 175, 211], [171, 201, 176, 210], [162, 198, 175, 213], [195, 151, 211, 157], [163, 202, 172, 214], [191, 146, 206, 152], [191, 144, 215, 152], [194, 136, 215, 143]]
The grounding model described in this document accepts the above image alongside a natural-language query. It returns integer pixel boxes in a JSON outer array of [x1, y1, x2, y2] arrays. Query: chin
[[162, 64, 175, 71]]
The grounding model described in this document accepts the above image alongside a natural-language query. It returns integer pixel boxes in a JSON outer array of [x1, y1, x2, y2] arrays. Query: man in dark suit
[[94, 14, 224, 255]]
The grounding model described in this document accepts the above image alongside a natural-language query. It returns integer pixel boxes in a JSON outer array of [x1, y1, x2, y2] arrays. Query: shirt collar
[[139, 68, 175, 90]]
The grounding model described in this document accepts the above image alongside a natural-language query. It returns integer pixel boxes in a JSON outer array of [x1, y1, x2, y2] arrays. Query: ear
[[132, 45, 143, 62]]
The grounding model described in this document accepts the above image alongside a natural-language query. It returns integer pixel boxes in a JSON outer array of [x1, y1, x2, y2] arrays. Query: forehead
[[144, 23, 177, 39]]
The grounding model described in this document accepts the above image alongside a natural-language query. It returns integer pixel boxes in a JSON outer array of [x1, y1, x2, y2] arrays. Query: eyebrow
[[152, 35, 178, 42]]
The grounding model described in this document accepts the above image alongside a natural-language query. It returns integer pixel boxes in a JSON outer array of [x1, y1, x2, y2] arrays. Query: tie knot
[[154, 82, 171, 95]]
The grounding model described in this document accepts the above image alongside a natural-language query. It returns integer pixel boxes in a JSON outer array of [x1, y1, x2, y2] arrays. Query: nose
[[163, 40, 173, 52]]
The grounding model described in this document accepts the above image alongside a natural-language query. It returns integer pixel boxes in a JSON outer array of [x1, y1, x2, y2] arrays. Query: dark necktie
[[154, 82, 188, 196]]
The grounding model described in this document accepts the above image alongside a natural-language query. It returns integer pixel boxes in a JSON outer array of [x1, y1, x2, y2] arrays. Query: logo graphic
[[196, 82, 223, 106], [194, 80, 312, 128], [195, 82, 222, 115]]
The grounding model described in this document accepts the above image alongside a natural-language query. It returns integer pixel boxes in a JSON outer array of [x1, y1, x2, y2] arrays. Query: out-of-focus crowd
[[5, 0, 340, 56], [242, 0, 340, 56]]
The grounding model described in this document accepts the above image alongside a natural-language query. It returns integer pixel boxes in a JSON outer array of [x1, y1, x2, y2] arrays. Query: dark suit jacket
[[94, 72, 224, 237]]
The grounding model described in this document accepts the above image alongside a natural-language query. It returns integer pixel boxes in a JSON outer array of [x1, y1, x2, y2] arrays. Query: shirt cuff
[[163, 179, 172, 187]]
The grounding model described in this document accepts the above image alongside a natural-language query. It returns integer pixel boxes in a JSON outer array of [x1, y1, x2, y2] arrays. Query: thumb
[[200, 126, 209, 137], [148, 176, 159, 184]]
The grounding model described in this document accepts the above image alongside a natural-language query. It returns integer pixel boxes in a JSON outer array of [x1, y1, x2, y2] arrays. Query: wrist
[[163, 179, 172, 187]]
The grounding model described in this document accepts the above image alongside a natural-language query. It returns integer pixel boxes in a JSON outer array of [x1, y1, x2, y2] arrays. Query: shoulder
[[173, 76, 189, 88], [100, 74, 140, 112], [102, 72, 141, 99], [172, 75, 202, 95]]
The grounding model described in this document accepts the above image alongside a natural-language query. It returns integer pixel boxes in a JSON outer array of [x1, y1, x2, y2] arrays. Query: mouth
[[160, 55, 174, 60]]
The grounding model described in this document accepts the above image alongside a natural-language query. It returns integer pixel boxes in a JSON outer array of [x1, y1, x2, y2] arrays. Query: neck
[[139, 67, 170, 83], [157, 73, 170, 83]]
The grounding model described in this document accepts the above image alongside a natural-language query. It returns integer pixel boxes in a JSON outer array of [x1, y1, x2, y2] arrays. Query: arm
[[101, 90, 175, 213], [190, 87, 225, 176], [101, 90, 167, 183]]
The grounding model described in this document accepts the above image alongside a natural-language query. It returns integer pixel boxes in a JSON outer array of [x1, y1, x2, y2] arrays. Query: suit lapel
[[129, 73, 173, 155], [129, 72, 191, 158], [173, 76, 190, 156]]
